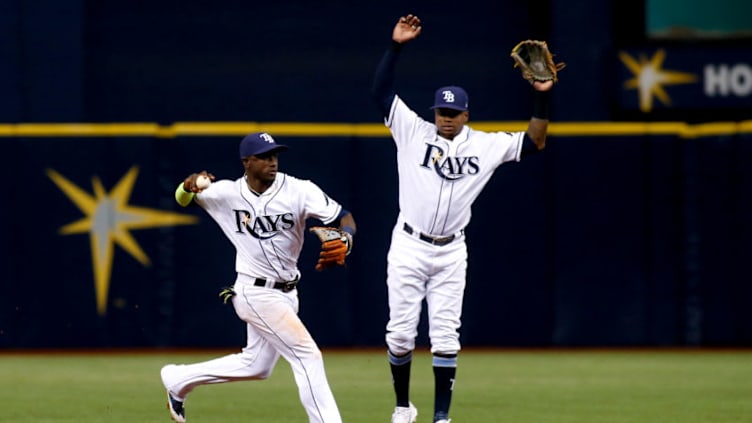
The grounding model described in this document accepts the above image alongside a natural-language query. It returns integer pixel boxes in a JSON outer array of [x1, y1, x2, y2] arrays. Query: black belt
[[254, 277, 298, 292], [403, 223, 459, 246]]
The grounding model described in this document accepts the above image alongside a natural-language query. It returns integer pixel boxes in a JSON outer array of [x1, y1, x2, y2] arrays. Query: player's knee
[[256, 368, 274, 380], [386, 332, 415, 356], [310, 347, 323, 361], [299, 344, 324, 365], [430, 337, 460, 356]]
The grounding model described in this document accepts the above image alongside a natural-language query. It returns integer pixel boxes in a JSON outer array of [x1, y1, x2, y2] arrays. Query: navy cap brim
[[430, 104, 468, 111], [242, 144, 288, 158]]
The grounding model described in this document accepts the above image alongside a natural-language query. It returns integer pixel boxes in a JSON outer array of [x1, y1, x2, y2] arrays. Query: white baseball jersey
[[386, 95, 525, 236], [194, 172, 343, 282], [162, 171, 345, 423], [384, 95, 526, 356]]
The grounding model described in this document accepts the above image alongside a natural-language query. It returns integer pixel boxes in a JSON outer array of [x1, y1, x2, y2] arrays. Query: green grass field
[[1, 348, 751, 422]]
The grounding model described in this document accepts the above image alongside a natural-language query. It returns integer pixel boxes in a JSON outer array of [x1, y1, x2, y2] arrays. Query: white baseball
[[196, 175, 212, 189]]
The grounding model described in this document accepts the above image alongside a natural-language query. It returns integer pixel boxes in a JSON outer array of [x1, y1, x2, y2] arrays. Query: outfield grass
[[1, 349, 751, 422]]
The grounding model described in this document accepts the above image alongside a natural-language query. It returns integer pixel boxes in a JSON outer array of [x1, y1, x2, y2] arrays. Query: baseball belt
[[403, 222, 462, 246], [253, 277, 299, 292]]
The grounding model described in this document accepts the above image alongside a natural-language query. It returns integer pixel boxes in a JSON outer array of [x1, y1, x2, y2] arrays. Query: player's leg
[[425, 241, 467, 422], [430, 353, 457, 423], [161, 322, 280, 399], [385, 228, 431, 421], [234, 284, 342, 423], [278, 329, 341, 423], [160, 318, 280, 422]]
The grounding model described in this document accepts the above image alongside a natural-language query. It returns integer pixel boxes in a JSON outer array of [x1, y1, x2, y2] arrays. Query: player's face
[[243, 151, 279, 184], [434, 108, 469, 139]]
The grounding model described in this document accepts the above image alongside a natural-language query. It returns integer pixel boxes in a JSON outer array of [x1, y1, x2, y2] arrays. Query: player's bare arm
[[392, 14, 422, 44], [525, 81, 554, 150], [338, 213, 356, 234], [372, 15, 418, 118], [526, 118, 548, 150], [533, 80, 553, 92], [339, 212, 356, 248]]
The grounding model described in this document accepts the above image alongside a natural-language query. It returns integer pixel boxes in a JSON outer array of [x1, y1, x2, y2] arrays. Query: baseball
[[196, 175, 211, 189]]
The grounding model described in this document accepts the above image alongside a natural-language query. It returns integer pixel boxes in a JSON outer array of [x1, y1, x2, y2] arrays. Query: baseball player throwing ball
[[160, 132, 356, 423], [371, 14, 558, 423]]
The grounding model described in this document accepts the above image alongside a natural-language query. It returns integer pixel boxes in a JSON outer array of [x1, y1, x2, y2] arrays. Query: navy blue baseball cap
[[430, 86, 469, 111], [239, 132, 288, 159]]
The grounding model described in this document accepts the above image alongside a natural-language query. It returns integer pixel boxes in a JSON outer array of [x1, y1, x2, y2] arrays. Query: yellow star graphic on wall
[[47, 166, 198, 315], [619, 49, 698, 112]]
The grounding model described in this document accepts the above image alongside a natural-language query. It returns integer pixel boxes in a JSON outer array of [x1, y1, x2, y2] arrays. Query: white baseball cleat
[[435, 419, 451, 423], [391, 402, 418, 423]]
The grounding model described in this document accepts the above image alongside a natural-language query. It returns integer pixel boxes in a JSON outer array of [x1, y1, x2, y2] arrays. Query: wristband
[[532, 90, 551, 120], [341, 226, 356, 237], [174, 182, 195, 207], [341, 226, 355, 256]]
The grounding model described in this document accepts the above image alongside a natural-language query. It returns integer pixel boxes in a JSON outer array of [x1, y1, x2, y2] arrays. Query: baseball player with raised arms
[[160, 132, 356, 423], [371, 14, 555, 423]]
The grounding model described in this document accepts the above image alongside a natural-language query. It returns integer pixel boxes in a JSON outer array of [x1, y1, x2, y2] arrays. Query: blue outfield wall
[[2, 124, 752, 348], [1, 0, 751, 348]]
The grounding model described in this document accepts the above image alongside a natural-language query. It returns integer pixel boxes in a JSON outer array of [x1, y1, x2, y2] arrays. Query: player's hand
[[183, 171, 215, 193], [309, 227, 351, 271], [392, 14, 422, 44], [533, 80, 554, 92]]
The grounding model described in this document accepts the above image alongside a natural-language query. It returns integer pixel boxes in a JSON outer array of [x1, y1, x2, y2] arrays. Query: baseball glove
[[309, 226, 352, 271], [510, 40, 565, 84]]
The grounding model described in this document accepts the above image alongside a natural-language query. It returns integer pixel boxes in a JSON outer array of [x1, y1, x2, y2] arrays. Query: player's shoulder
[[270, 172, 310, 190], [275, 172, 299, 186], [391, 95, 422, 121], [279, 173, 329, 196]]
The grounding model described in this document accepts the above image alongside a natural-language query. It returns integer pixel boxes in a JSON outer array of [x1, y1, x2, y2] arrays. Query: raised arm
[[524, 80, 554, 151], [371, 14, 423, 117], [515, 40, 563, 154], [392, 14, 422, 43]]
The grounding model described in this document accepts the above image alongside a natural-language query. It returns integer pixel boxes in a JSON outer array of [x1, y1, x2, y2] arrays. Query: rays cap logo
[[239, 132, 289, 159], [430, 85, 469, 111]]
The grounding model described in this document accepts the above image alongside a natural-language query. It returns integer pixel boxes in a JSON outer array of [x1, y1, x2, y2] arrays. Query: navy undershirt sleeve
[[521, 133, 541, 156], [371, 42, 402, 117]]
